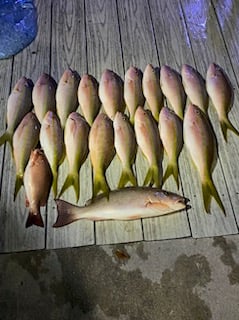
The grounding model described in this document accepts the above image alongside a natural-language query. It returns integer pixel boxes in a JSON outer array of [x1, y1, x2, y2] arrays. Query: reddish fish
[[24, 149, 53, 228]]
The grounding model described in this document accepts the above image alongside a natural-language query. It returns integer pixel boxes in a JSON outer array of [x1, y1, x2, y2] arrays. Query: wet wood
[[0, 0, 239, 252], [0, 0, 52, 252], [85, 0, 143, 245]]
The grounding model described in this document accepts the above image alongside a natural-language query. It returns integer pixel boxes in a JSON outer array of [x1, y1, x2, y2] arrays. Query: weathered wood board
[[0, 0, 239, 252]]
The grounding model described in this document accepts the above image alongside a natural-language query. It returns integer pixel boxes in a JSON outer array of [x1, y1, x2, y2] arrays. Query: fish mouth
[[176, 197, 190, 205]]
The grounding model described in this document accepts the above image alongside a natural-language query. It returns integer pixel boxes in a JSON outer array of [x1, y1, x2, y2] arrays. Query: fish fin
[[143, 165, 162, 188], [25, 210, 44, 228], [53, 199, 81, 227], [202, 176, 226, 215], [58, 173, 80, 202], [162, 161, 180, 189], [93, 172, 110, 199], [0, 131, 11, 147], [52, 170, 58, 198], [220, 117, 239, 142], [14, 174, 24, 201], [118, 167, 137, 189]]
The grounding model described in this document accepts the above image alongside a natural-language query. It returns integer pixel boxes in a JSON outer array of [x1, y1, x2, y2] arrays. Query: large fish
[[206, 62, 239, 141], [13, 112, 41, 199], [142, 64, 164, 122], [134, 106, 163, 187], [184, 103, 225, 214], [78, 74, 101, 126], [40, 111, 64, 197], [181, 64, 209, 114], [53, 187, 189, 227], [159, 107, 183, 189], [24, 149, 53, 228], [124, 66, 145, 123], [56, 69, 80, 129], [160, 65, 186, 119], [113, 111, 137, 188], [32, 73, 57, 123], [99, 69, 125, 120], [58, 112, 90, 201], [0, 76, 33, 147], [89, 113, 115, 198]]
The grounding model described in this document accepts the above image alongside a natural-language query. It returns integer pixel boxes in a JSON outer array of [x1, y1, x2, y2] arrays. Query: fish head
[[125, 66, 143, 82], [29, 148, 45, 166], [184, 103, 204, 124], [80, 74, 99, 89], [143, 64, 159, 81], [101, 69, 116, 84], [145, 190, 189, 212], [60, 68, 80, 85], [35, 73, 57, 90], [113, 111, 130, 130], [14, 77, 34, 92], [42, 110, 60, 128], [181, 64, 195, 80]]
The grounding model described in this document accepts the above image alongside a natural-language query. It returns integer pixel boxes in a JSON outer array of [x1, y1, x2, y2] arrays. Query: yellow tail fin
[[220, 117, 239, 142], [14, 174, 24, 201], [93, 172, 110, 198], [52, 170, 58, 198], [143, 164, 162, 188], [202, 176, 226, 215], [118, 166, 137, 189], [162, 161, 180, 189], [58, 173, 80, 202], [0, 131, 11, 147]]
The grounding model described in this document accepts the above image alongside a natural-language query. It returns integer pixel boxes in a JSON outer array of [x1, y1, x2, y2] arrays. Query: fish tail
[[220, 117, 239, 142], [162, 161, 180, 189], [118, 166, 137, 189], [143, 164, 162, 188], [93, 172, 110, 198], [0, 131, 11, 147], [14, 174, 24, 201], [25, 210, 44, 228], [58, 172, 80, 202], [53, 199, 81, 227], [202, 176, 226, 215], [52, 170, 58, 198]]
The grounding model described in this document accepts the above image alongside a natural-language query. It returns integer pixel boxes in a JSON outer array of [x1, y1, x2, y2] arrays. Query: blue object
[[0, 0, 37, 59]]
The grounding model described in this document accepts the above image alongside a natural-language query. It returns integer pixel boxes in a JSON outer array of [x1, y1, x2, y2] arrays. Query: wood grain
[[46, 0, 94, 249], [117, 0, 191, 240], [179, 0, 239, 236], [86, 0, 143, 245], [0, 0, 52, 252]]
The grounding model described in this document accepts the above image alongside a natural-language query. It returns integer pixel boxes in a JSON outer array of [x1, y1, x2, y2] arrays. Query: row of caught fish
[[0, 62, 236, 227]]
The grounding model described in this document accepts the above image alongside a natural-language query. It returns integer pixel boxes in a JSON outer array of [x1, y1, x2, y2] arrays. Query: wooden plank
[[85, 0, 143, 245], [0, 59, 13, 251], [178, 0, 239, 236], [0, 0, 52, 252], [117, 0, 190, 240], [46, 0, 94, 249]]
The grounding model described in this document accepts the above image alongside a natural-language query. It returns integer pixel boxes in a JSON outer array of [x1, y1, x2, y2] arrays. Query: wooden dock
[[0, 0, 239, 252]]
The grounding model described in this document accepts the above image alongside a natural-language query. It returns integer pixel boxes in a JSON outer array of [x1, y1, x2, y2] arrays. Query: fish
[[181, 64, 209, 114], [89, 113, 115, 198], [134, 106, 163, 187], [13, 112, 41, 199], [32, 73, 57, 123], [24, 149, 53, 228], [113, 111, 137, 188], [40, 111, 64, 197], [160, 65, 186, 119], [142, 64, 164, 122], [0, 76, 34, 147], [124, 66, 145, 123], [98, 69, 125, 120], [159, 107, 183, 189], [206, 62, 238, 141], [53, 187, 189, 227], [183, 103, 225, 214], [78, 74, 101, 125], [58, 112, 90, 201], [56, 68, 80, 129]]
